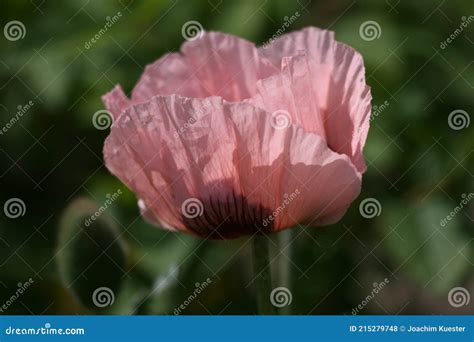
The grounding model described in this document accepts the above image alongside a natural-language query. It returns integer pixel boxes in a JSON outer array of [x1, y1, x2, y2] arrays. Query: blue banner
[[0, 316, 472, 341]]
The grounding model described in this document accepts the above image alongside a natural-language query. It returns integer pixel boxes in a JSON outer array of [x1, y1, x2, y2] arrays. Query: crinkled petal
[[137, 199, 177, 231], [230, 108, 361, 230], [260, 27, 335, 67], [104, 95, 361, 238], [105, 95, 252, 237], [247, 52, 326, 141], [131, 31, 278, 103], [260, 27, 371, 172], [102, 85, 131, 120], [131, 53, 207, 103]]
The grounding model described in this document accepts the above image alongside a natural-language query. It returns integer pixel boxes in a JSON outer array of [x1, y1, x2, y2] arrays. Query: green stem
[[277, 229, 292, 315], [252, 234, 277, 315]]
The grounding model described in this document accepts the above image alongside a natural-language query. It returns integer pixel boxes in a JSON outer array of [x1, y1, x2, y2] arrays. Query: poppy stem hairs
[[252, 234, 277, 315]]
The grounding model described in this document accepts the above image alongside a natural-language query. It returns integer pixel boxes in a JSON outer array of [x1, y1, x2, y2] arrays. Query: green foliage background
[[0, 0, 472, 314]]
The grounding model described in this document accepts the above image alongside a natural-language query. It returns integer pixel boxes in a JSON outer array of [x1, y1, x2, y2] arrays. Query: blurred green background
[[0, 0, 473, 315]]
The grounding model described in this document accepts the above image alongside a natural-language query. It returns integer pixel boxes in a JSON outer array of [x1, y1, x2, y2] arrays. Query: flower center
[[181, 191, 274, 239]]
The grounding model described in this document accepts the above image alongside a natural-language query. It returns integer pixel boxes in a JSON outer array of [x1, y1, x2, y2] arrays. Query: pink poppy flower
[[102, 27, 372, 239]]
